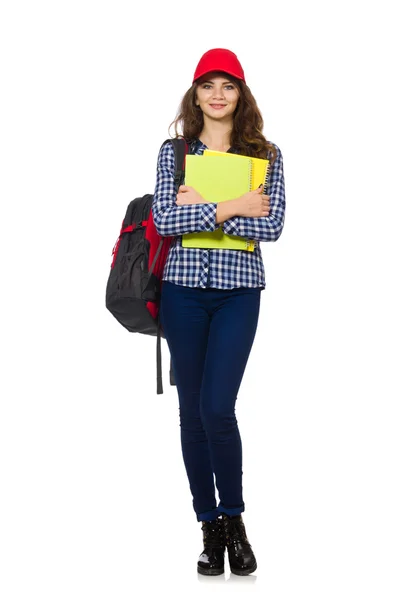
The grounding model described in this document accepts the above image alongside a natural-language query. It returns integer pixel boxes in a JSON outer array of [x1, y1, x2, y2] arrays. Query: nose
[[212, 87, 225, 100]]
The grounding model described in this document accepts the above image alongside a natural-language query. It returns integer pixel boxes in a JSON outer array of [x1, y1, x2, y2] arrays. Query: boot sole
[[197, 565, 224, 576], [230, 560, 257, 576]]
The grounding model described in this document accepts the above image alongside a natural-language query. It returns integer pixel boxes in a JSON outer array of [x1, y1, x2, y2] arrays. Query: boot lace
[[224, 517, 249, 545], [202, 520, 224, 549]]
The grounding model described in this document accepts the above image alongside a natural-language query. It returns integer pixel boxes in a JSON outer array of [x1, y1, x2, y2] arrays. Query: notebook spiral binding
[[262, 164, 270, 194], [245, 158, 269, 251], [248, 160, 253, 193]]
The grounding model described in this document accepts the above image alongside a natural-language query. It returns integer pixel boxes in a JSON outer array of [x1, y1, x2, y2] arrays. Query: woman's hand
[[235, 185, 271, 218], [176, 185, 206, 205]]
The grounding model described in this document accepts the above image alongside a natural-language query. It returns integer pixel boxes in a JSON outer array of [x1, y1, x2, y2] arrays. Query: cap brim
[[193, 69, 244, 83]]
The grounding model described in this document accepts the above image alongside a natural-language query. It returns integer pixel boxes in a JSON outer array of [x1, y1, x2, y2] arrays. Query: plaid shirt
[[152, 138, 286, 290]]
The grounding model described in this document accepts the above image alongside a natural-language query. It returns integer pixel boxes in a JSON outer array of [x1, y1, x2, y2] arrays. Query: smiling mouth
[[209, 104, 226, 109]]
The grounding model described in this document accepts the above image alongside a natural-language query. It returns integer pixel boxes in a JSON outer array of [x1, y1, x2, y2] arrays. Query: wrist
[[215, 198, 240, 224], [229, 197, 241, 217]]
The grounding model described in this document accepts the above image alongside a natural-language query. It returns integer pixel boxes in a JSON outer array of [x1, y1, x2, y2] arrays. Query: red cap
[[193, 48, 246, 83]]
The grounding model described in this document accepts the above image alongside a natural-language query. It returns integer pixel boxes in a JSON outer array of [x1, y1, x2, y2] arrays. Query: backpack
[[105, 137, 190, 395]]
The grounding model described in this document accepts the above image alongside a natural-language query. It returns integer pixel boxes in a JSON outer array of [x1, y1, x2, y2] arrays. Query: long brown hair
[[169, 73, 278, 167]]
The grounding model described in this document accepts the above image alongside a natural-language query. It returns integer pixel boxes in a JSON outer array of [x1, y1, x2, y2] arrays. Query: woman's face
[[195, 74, 240, 122]]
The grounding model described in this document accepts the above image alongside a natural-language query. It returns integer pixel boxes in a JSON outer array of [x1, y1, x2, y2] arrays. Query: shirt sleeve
[[221, 143, 286, 242], [152, 141, 223, 237]]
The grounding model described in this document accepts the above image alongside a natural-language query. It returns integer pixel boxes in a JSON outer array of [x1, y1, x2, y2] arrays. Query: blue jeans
[[159, 281, 262, 521]]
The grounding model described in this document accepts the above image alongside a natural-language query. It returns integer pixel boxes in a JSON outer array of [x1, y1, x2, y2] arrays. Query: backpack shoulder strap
[[170, 137, 188, 171], [155, 137, 190, 395], [161, 137, 190, 189]]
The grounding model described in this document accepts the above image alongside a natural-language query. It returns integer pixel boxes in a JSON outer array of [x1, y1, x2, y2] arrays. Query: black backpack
[[105, 138, 191, 394]]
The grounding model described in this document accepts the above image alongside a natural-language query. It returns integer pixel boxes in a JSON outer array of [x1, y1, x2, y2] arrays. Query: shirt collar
[[189, 138, 239, 154]]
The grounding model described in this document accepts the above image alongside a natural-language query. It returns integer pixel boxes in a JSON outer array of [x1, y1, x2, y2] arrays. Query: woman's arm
[[152, 142, 223, 237], [221, 144, 286, 242], [174, 184, 242, 224], [215, 199, 241, 224]]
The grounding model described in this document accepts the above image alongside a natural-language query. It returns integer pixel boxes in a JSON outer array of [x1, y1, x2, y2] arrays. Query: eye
[[225, 85, 234, 90], [202, 84, 212, 89]]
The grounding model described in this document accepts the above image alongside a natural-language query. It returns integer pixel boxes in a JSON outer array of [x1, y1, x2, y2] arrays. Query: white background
[[1, 0, 396, 598]]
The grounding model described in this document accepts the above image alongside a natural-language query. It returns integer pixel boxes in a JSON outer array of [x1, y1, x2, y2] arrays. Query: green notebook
[[204, 149, 270, 191], [181, 154, 256, 251]]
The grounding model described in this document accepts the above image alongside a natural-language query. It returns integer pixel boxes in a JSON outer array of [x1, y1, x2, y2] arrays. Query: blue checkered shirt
[[152, 138, 286, 290]]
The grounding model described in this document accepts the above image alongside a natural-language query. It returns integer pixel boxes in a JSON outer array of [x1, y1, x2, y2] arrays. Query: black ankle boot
[[221, 513, 257, 575], [197, 517, 225, 576]]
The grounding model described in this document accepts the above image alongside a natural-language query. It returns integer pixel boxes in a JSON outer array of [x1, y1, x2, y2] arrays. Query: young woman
[[152, 48, 286, 576]]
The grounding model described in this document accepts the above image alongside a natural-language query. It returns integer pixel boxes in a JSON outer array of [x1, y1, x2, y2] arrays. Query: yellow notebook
[[203, 149, 270, 191], [181, 154, 256, 251]]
